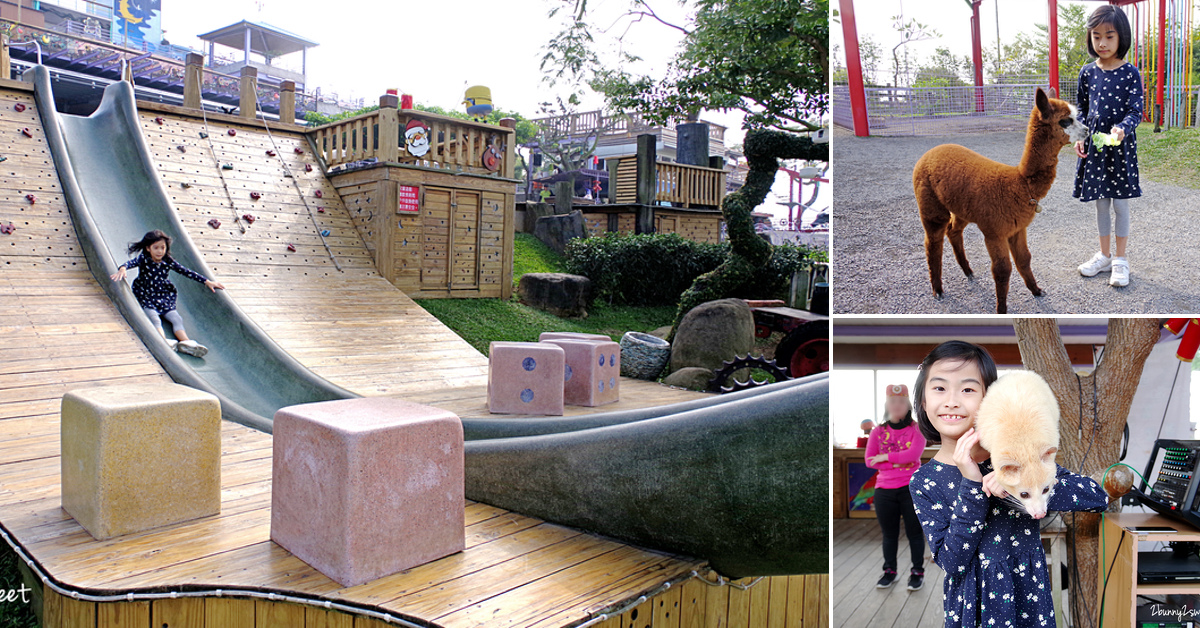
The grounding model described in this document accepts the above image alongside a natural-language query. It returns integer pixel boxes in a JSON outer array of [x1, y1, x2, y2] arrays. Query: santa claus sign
[[405, 119, 431, 157]]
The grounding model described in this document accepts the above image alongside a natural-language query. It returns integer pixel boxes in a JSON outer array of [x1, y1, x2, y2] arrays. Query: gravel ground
[[831, 126, 1200, 314]]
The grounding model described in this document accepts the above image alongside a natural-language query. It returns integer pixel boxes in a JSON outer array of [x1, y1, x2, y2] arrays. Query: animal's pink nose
[[1031, 511, 1046, 519]]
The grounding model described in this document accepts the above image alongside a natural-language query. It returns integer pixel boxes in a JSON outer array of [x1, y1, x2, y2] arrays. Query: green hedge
[[564, 233, 827, 306]]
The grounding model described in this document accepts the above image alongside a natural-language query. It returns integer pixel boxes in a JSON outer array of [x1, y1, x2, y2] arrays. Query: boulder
[[662, 367, 714, 392], [533, 210, 587, 254], [669, 298, 754, 373], [620, 331, 671, 380], [649, 325, 673, 340], [518, 273, 594, 318]]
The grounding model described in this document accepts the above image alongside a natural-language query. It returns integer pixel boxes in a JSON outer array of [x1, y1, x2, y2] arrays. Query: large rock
[[670, 298, 755, 373], [518, 273, 594, 318], [620, 331, 671, 380], [533, 210, 587, 254], [662, 367, 714, 392]]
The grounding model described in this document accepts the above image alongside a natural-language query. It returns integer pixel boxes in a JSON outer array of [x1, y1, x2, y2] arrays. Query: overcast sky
[[160, 0, 825, 226]]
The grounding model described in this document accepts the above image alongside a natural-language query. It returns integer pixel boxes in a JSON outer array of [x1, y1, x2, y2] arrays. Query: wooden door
[[451, 191, 481, 290], [421, 187, 451, 290]]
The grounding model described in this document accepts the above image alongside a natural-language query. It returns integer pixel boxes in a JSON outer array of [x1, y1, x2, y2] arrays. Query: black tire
[[775, 319, 829, 378]]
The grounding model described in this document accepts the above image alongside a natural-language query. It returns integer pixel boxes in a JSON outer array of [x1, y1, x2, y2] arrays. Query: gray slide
[[28, 66, 356, 432]]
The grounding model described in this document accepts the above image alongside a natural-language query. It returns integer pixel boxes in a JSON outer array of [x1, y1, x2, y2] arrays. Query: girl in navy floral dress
[[1073, 5, 1143, 288], [908, 341, 1109, 628], [110, 230, 224, 357]]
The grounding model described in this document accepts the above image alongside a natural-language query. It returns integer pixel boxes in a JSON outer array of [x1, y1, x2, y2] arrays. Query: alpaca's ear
[[1042, 447, 1058, 463], [1035, 87, 1052, 118]]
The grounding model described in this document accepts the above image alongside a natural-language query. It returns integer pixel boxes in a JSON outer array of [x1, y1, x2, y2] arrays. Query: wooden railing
[[308, 99, 514, 178], [533, 109, 726, 142], [612, 156, 726, 208]]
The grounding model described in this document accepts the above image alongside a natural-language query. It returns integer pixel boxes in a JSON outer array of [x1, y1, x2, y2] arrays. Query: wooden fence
[[612, 156, 727, 208]]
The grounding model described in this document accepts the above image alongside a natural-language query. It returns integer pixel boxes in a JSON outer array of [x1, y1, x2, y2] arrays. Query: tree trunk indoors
[[1012, 318, 1160, 628]]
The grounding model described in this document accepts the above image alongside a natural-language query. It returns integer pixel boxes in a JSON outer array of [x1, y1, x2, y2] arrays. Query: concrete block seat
[[487, 341, 565, 415], [60, 383, 221, 541], [542, 338, 621, 407], [271, 397, 465, 587]]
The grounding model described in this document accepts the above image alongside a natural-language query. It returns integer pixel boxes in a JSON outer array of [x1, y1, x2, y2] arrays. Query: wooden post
[[0, 33, 11, 81], [183, 53, 202, 110], [606, 158, 620, 203], [238, 65, 257, 120], [553, 181, 573, 215], [498, 118, 516, 180], [279, 80, 295, 124], [675, 122, 709, 166], [377, 93, 399, 163], [635, 134, 657, 205]]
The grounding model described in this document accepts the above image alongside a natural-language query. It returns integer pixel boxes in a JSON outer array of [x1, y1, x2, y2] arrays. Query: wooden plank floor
[[134, 107, 707, 415], [830, 519, 944, 628], [0, 84, 707, 628]]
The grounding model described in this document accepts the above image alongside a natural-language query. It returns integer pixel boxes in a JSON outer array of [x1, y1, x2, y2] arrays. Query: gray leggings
[[143, 307, 185, 336], [1096, 198, 1131, 238]]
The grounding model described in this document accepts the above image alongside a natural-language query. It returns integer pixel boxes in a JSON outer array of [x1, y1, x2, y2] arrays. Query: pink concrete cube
[[488, 341, 565, 415], [270, 398, 464, 587], [543, 339, 621, 407], [538, 331, 612, 342]]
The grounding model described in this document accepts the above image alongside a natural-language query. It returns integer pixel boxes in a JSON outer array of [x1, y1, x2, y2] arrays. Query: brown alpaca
[[913, 88, 1088, 314]]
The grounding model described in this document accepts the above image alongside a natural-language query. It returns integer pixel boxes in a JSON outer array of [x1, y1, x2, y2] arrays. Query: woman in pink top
[[866, 384, 927, 591]]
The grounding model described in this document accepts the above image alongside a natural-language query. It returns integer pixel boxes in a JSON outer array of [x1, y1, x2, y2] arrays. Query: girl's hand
[[953, 428, 984, 483], [110, 267, 126, 281], [981, 470, 1009, 499], [869, 453, 890, 466], [205, 280, 225, 292], [1110, 126, 1125, 143], [1074, 140, 1087, 159]]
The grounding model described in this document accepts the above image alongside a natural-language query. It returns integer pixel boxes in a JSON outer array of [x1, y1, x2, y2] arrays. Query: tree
[[1013, 318, 1160, 628], [527, 96, 619, 181], [888, 14, 938, 88], [543, 0, 827, 132], [666, 130, 827, 341]]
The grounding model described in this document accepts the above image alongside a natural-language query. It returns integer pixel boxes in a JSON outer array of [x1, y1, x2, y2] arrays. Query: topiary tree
[[666, 130, 828, 341]]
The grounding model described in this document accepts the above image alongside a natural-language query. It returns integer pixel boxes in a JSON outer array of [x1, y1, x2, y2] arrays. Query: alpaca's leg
[[983, 235, 1013, 314], [1008, 229, 1043, 297], [947, 215, 974, 279], [916, 185, 950, 297]]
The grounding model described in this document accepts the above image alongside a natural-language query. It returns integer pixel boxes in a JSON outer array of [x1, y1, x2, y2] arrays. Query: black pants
[[875, 486, 924, 573]]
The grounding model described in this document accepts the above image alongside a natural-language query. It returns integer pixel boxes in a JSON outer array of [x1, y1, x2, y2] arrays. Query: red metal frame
[[839, 0, 870, 136], [970, 1, 985, 112]]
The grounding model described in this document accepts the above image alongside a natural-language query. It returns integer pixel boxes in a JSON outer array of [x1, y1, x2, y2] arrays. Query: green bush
[[564, 233, 826, 306]]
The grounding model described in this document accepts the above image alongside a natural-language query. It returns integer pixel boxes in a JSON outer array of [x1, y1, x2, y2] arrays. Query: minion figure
[[463, 86, 493, 121]]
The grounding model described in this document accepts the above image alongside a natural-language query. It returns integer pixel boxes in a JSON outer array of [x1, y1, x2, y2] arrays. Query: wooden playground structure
[[0, 39, 827, 628]]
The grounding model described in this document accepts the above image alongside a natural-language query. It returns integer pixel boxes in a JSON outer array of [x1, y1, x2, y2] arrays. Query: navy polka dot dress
[[1073, 61, 1144, 202], [910, 461, 1108, 627], [118, 253, 209, 314]]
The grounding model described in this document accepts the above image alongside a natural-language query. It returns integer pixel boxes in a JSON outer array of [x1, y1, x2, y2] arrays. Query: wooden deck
[[831, 519, 944, 628]]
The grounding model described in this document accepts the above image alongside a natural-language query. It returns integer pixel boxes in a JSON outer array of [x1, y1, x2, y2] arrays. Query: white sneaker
[[1078, 251, 1112, 277], [165, 338, 178, 350], [1110, 258, 1130, 287], [176, 339, 208, 358]]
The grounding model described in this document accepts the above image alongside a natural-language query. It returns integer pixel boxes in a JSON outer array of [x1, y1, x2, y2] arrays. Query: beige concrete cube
[[60, 383, 221, 540]]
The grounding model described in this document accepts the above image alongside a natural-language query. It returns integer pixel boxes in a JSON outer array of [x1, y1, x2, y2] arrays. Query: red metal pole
[[839, 0, 870, 136], [971, 0, 984, 112], [1048, 0, 1059, 97], [1157, 0, 1166, 129]]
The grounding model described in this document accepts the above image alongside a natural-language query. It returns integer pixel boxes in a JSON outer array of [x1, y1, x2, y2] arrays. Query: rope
[[250, 82, 342, 272], [191, 63, 246, 234]]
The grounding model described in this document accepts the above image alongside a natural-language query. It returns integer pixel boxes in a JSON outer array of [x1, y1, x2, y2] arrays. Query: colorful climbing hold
[[207, 218, 221, 229], [221, 164, 233, 170], [314, 190, 323, 198], [0, 222, 15, 234], [286, 243, 296, 252], [293, 147, 303, 154], [154, 117, 164, 124], [181, 182, 192, 189], [20, 128, 32, 138], [304, 163, 313, 172], [0, 156, 8, 163], [25, 194, 35, 204], [13, 103, 25, 112], [320, 229, 331, 237], [249, 191, 261, 200], [242, 214, 256, 224], [176, 145, 186, 153], [266, 150, 276, 157], [317, 206, 325, 213], [227, 129, 237, 136], [199, 132, 208, 139]]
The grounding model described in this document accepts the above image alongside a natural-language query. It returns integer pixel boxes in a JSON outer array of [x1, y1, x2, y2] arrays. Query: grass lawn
[[1137, 127, 1200, 188], [0, 542, 36, 628], [416, 233, 676, 354]]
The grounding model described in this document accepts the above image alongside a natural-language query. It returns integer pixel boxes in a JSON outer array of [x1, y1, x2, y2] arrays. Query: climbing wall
[[135, 107, 489, 396], [0, 81, 170, 433]]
